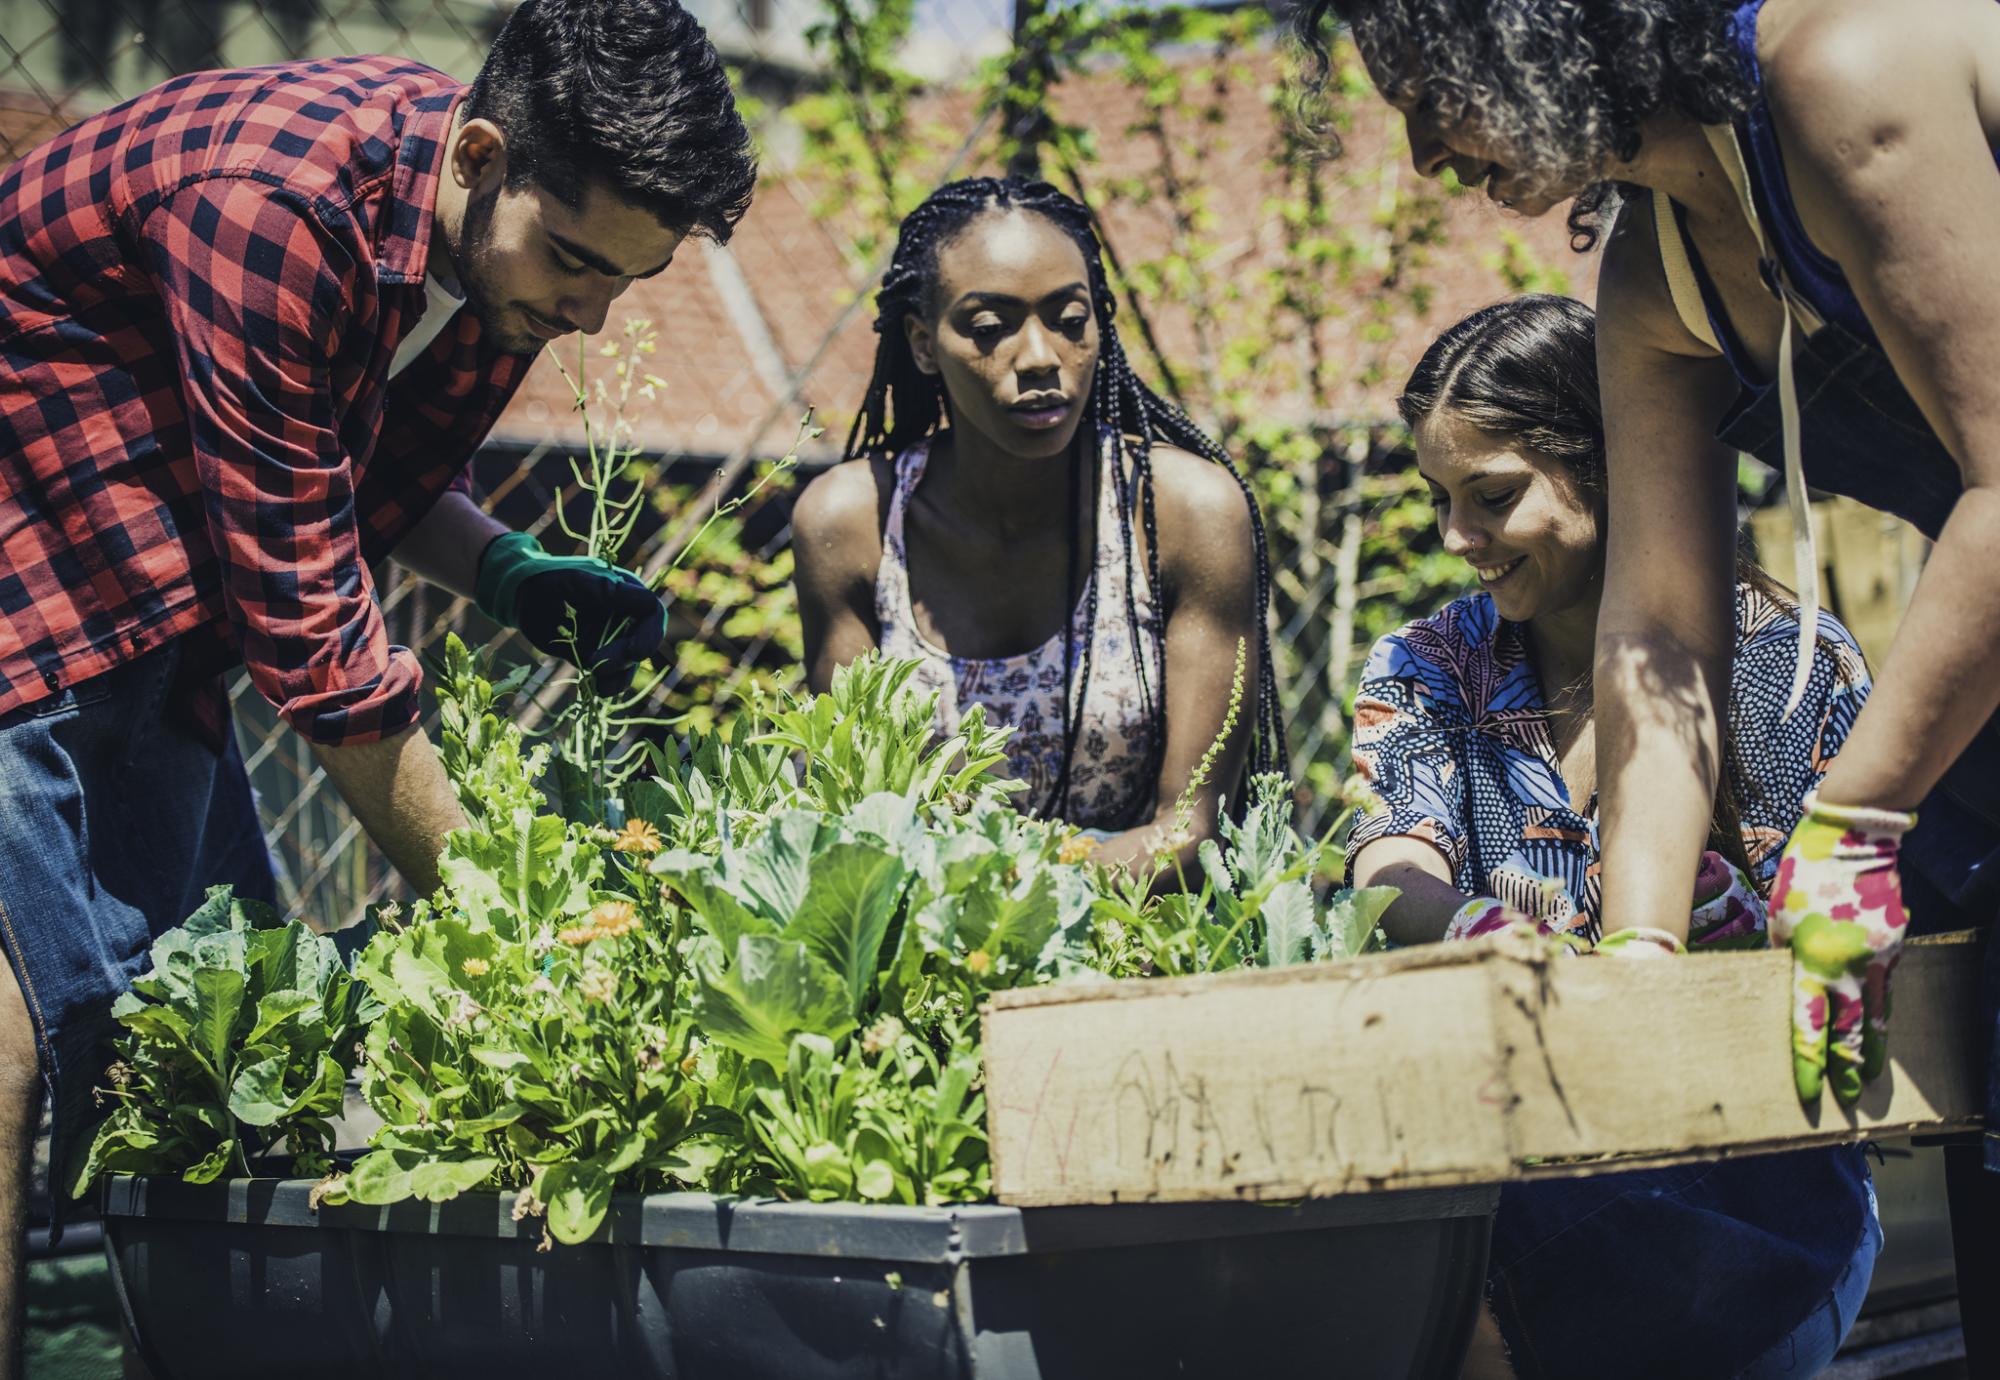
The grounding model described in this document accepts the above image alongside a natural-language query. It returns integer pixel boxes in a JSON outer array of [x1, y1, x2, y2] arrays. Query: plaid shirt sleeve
[[363, 311, 524, 556], [138, 175, 422, 746]]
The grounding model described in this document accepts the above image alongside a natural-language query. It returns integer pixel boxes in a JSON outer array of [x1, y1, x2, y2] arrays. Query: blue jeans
[[1490, 1147, 1874, 1379], [1736, 1179, 1882, 1379], [0, 643, 274, 1223]]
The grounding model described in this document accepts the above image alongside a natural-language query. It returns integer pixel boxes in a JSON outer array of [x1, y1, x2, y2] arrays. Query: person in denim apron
[[1294, 0, 2000, 1370], [1299, 0, 2000, 1108]]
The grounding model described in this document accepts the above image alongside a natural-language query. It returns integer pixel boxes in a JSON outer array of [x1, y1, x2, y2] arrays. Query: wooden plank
[[983, 943, 1518, 1204], [982, 931, 1985, 1207], [1496, 932, 1983, 1163]]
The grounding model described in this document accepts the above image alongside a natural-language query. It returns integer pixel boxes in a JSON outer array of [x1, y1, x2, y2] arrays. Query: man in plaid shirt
[[0, 0, 753, 1356]]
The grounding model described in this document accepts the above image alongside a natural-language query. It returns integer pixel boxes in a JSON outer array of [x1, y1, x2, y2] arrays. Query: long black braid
[[846, 176, 1286, 818]]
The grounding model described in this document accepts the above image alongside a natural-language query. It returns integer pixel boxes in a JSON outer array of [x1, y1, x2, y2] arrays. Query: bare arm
[[311, 724, 466, 898], [1593, 204, 1746, 940], [1351, 838, 1467, 946], [790, 461, 888, 693], [1764, 0, 2000, 810], [392, 488, 510, 600], [1092, 454, 1259, 876]]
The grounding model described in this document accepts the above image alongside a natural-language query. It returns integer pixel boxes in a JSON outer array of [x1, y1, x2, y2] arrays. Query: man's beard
[[450, 186, 537, 354]]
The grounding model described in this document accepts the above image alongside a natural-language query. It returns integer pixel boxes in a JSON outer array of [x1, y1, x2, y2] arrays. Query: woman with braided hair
[[791, 176, 1282, 870]]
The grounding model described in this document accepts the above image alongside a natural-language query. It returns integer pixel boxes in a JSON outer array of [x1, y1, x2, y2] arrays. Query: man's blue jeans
[[0, 643, 274, 1225]]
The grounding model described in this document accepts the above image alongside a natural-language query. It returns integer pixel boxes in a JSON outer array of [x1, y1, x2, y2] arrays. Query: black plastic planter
[[100, 1175, 1494, 1379]]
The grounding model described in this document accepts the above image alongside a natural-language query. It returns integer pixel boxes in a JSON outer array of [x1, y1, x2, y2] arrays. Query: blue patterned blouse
[[1347, 583, 1871, 943]]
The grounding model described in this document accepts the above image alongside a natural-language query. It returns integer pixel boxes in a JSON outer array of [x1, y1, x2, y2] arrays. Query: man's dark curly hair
[[1294, 0, 1755, 247], [464, 0, 756, 242]]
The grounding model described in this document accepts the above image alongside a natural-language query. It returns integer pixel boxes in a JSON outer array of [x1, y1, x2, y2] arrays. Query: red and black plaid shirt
[[0, 57, 535, 744]]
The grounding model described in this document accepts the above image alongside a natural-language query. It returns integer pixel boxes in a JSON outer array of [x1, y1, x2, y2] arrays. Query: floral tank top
[[875, 432, 1161, 829]]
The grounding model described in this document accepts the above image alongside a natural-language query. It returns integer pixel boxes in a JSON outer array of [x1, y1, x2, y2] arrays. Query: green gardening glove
[[475, 531, 666, 693], [1769, 793, 1914, 1105]]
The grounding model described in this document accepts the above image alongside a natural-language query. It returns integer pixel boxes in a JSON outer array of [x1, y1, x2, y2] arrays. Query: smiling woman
[[789, 177, 1283, 874], [1346, 296, 1880, 1380]]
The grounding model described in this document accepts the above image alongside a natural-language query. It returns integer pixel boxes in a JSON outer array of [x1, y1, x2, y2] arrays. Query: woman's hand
[[1769, 795, 1915, 1104]]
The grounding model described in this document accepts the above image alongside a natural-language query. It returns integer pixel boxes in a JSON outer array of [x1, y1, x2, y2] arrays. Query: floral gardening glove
[[1688, 851, 1769, 951], [1445, 895, 1590, 954], [1587, 851, 1761, 960], [475, 530, 666, 693], [1769, 793, 1915, 1104], [1445, 896, 1532, 943]]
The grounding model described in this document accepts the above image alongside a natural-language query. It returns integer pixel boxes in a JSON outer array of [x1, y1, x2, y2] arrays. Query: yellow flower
[[590, 900, 640, 938], [461, 957, 490, 978], [965, 950, 992, 976], [1057, 834, 1100, 866], [615, 819, 663, 855], [580, 967, 617, 1004]]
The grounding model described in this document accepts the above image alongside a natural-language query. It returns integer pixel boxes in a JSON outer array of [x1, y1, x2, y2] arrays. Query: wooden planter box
[[981, 930, 1986, 1207]]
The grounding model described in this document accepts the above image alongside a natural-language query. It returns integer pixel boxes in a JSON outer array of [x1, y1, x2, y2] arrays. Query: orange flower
[[614, 819, 663, 855], [590, 900, 639, 938], [559, 900, 641, 946]]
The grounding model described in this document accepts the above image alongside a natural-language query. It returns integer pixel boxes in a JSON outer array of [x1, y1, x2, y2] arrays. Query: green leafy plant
[[1081, 773, 1391, 980], [756, 655, 1021, 815], [75, 626, 1392, 1237], [323, 637, 1062, 1231], [71, 886, 371, 1194]]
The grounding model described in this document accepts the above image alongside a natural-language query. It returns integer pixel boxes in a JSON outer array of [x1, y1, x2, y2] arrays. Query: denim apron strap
[[1649, 188, 1722, 354], [1679, 122, 1829, 717]]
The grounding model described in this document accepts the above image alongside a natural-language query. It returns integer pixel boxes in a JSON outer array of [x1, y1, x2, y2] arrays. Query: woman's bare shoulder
[[792, 455, 896, 542], [790, 455, 898, 591]]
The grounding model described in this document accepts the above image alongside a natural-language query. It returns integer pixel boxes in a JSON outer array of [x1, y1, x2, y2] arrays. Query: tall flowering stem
[[543, 320, 816, 822]]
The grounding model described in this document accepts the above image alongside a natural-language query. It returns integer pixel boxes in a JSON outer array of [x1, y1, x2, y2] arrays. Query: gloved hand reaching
[[1770, 793, 1914, 1104], [1445, 896, 1590, 952], [475, 530, 666, 694], [1586, 850, 1765, 959], [1687, 850, 1768, 950]]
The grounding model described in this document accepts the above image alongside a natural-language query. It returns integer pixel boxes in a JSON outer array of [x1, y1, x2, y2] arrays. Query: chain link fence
[[5, 0, 1599, 930]]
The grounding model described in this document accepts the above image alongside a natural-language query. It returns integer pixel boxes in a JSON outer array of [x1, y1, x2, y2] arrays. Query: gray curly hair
[[1295, 0, 1755, 248]]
